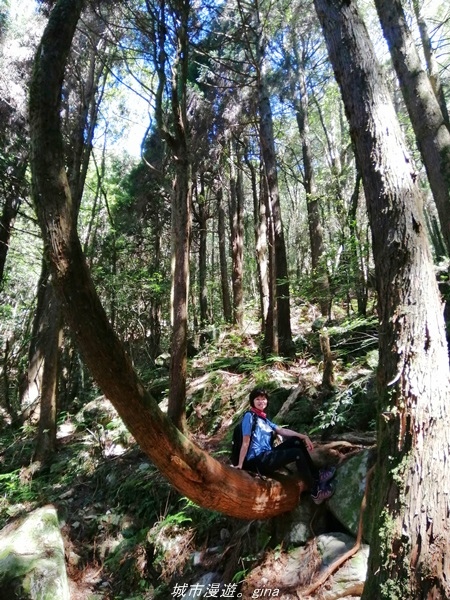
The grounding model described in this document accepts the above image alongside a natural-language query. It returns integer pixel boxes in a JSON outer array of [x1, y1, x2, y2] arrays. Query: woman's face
[[253, 393, 268, 410]]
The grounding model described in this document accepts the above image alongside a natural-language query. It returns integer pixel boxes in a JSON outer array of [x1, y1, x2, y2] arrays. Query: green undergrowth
[[0, 314, 379, 598]]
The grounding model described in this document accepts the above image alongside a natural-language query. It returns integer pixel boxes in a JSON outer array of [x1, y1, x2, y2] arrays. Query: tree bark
[[229, 142, 244, 329], [262, 170, 278, 354], [314, 0, 450, 597], [168, 0, 191, 431], [0, 175, 25, 289], [169, 159, 191, 431], [196, 176, 209, 337], [217, 185, 232, 323], [33, 280, 63, 464], [258, 78, 293, 355], [374, 0, 450, 256], [29, 0, 302, 520], [347, 171, 368, 315], [24, 7, 106, 461], [411, 0, 450, 131], [246, 151, 269, 329]]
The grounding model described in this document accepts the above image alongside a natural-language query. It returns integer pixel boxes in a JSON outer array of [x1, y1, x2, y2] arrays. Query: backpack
[[230, 411, 257, 466]]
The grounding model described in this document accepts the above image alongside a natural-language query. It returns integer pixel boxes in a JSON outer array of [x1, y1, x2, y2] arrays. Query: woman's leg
[[246, 438, 320, 488]]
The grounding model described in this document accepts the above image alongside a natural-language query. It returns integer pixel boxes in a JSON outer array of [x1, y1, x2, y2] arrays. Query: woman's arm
[[236, 435, 251, 469], [274, 426, 314, 452]]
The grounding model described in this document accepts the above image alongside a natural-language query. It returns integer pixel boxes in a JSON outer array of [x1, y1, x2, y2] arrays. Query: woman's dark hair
[[249, 388, 269, 407]]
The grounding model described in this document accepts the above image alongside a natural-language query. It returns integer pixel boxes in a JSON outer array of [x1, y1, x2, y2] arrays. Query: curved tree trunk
[[314, 1, 450, 597], [25, 10, 106, 462], [29, 0, 302, 521]]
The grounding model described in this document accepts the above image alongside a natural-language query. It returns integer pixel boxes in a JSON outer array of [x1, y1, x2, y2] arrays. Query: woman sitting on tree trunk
[[235, 388, 336, 504]]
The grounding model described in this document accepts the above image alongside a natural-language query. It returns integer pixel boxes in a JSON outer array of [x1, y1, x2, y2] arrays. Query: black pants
[[244, 438, 319, 489]]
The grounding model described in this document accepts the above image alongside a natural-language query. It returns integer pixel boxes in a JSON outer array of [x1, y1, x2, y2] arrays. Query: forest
[[1, 0, 450, 598]]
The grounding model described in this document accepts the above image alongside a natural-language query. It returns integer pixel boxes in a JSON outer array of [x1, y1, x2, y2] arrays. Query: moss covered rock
[[0, 505, 69, 600], [327, 449, 374, 543]]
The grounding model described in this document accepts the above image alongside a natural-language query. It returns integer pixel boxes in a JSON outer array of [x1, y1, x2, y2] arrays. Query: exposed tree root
[[297, 466, 374, 598]]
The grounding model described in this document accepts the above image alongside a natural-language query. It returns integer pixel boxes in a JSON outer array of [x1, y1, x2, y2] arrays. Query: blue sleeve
[[266, 418, 277, 431], [241, 412, 253, 436], [242, 413, 277, 435]]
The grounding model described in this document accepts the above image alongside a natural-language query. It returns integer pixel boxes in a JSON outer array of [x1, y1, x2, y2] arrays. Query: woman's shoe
[[311, 481, 335, 504], [319, 466, 336, 483]]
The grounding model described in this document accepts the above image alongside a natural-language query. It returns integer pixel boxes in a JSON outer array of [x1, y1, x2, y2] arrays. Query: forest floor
[[0, 306, 379, 599]]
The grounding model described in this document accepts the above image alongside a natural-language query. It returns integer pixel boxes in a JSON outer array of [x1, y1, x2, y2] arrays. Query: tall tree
[[229, 140, 244, 329], [248, 0, 293, 355], [217, 182, 233, 323], [313, 0, 450, 597], [244, 144, 269, 329], [0, 3, 35, 291], [411, 0, 450, 130], [374, 0, 450, 256], [166, 0, 192, 431], [278, 5, 331, 316]]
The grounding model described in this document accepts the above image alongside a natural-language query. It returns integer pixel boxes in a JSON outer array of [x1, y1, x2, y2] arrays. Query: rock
[[241, 532, 369, 600], [0, 505, 70, 600], [241, 544, 319, 595], [280, 501, 327, 546], [317, 532, 369, 600], [327, 449, 374, 542], [318, 532, 360, 568], [76, 396, 119, 426]]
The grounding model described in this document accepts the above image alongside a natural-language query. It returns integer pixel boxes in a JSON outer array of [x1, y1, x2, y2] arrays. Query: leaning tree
[[313, 0, 450, 598], [28, 0, 303, 520]]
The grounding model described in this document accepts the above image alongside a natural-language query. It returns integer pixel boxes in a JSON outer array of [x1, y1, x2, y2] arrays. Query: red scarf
[[250, 407, 267, 419]]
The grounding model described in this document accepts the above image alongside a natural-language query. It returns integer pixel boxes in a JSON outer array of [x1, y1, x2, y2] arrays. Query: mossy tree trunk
[[29, 0, 303, 521], [314, 0, 450, 597]]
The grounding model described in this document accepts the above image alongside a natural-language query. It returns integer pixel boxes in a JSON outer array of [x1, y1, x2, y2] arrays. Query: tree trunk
[[196, 176, 209, 339], [374, 0, 450, 256], [167, 0, 191, 431], [0, 183, 25, 289], [33, 282, 63, 464], [29, 0, 304, 521], [412, 0, 450, 131], [229, 142, 244, 329], [246, 152, 269, 329], [347, 171, 368, 316], [258, 76, 293, 355], [314, 1, 450, 597], [291, 36, 329, 316], [262, 170, 278, 354], [217, 185, 232, 323], [169, 160, 191, 431]]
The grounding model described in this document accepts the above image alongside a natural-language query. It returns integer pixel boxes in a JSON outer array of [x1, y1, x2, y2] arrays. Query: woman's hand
[[300, 434, 314, 451]]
